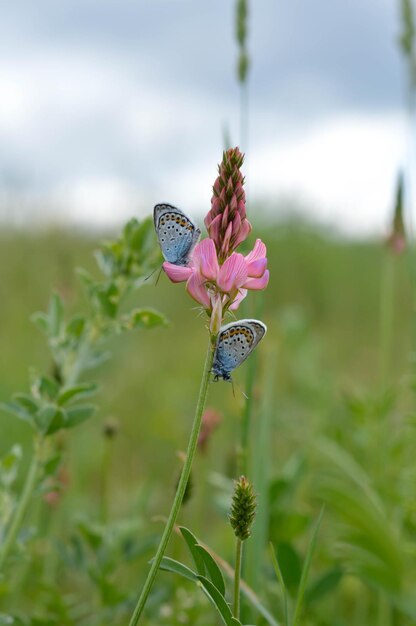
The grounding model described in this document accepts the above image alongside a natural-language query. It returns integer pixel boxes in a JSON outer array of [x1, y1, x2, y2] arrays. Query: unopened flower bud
[[198, 408, 222, 451], [103, 418, 119, 439]]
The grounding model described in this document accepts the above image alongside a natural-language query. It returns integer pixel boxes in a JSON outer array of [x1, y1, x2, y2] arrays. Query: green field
[[1, 218, 415, 625]]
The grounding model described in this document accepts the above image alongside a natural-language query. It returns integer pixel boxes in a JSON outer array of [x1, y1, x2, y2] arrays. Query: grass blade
[[292, 507, 324, 626]]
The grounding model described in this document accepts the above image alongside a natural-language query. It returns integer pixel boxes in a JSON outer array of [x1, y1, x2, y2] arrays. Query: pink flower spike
[[217, 253, 248, 292], [186, 272, 211, 308], [192, 239, 219, 281], [243, 270, 270, 290], [163, 262, 192, 283]]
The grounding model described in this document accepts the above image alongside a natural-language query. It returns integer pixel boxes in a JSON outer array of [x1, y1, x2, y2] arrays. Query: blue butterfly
[[154, 203, 201, 266], [212, 319, 267, 382]]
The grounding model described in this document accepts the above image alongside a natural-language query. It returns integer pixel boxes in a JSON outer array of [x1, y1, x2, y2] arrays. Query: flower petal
[[246, 257, 267, 278], [186, 273, 211, 308], [232, 219, 252, 249], [206, 213, 222, 247], [163, 262, 192, 283], [192, 239, 219, 281], [217, 252, 248, 292], [243, 270, 270, 291], [229, 288, 248, 310], [245, 238, 266, 263]]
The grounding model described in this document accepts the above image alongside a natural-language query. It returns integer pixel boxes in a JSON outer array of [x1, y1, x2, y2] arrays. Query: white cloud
[[251, 112, 405, 235]]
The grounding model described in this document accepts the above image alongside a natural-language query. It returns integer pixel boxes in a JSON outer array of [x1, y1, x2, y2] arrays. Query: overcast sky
[[0, 0, 409, 234]]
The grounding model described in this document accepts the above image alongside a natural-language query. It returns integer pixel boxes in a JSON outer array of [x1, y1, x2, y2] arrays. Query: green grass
[[0, 218, 415, 625]]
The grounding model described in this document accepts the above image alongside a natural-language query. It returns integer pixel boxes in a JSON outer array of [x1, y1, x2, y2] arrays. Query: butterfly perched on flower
[[154, 203, 201, 266], [212, 319, 267, 381]]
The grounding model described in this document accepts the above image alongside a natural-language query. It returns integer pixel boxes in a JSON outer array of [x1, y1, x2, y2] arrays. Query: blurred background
[[0, 0, 407, 234], [2, 1, 416, 625]]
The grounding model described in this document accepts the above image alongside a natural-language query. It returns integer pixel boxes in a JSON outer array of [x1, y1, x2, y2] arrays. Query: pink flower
[[163, 237, 269, 313]]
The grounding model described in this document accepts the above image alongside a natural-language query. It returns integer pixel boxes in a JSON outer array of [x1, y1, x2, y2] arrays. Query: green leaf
[[305, 567, 343, 605], [0, 445, 22, 487], [275, 542, 302, 590], [65, 405, 96, 428], [48, 292, 64, 337], [269, 511, 310, 542], [77, 518, 104, 550], [197, 575, 237, 626], [95, 283, 119, 319], [292, 507, 324, 626], [57, 383, 98, 406], [270, 542, 289, 626], [12, 393, 39, 414], [158, 556, 198, 582], [66, 315, 86, 339], [31, 311, 50, 334], [34, 404, 63, 435], [179, 526, 206, 575], [43, 453, 62, 479], [77, 268, 96, 288], [195, 544, 226, 596], [129, 217, 155, 258], [128, 308, 168, 330], [95, 247, 117, 277], [37, 375, 60, 401], [0, 401, 33, 424]]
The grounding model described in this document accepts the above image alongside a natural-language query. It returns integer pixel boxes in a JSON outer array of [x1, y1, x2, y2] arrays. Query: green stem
[[239, 292, 263, 476], [100, 437, 113, 523], [233, 538, 243, 619], [0, 436, 43, 571], [379, 251, 395, 388], [240, 81, 249, 152], [240, 349, 257, 475], [128, 334, 215, 626]]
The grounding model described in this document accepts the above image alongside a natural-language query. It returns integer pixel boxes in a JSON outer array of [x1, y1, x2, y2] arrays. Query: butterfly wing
[[154, 203, 201, 265], [213, 319, 267, 380]]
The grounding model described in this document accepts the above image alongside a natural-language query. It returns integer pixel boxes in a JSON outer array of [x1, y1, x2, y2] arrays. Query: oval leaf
[[195, 544, 226, 596], [157, 556, 198, 583], [179, 526, 206, 576], [197, 575, 235, 626]]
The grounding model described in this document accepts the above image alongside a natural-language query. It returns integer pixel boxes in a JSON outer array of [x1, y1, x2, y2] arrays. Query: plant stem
[[379, 251, 395, 388], [239, 292, 263, 476], [100, 436, 113, 523], [0, 436, 44, 571], [233, 538, 243, 619], [128, 334, 215, 626], [240, 348, 257, 474]]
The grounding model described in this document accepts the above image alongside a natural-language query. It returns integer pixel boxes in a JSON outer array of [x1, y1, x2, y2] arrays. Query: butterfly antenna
[[155, 266, 163, 285], [234, 379, 249, 400], [145, 266, 158, 282]]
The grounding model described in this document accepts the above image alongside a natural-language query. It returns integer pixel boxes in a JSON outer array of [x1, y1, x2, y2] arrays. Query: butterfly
[[154, 203, 201, 266], [212, 319, 267, 382]]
